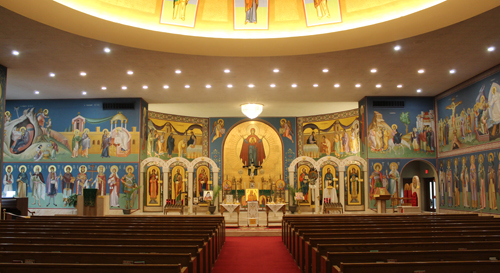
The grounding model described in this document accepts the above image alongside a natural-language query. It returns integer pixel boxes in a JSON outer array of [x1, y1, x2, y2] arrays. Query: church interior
[[1, 0, 500, 272]]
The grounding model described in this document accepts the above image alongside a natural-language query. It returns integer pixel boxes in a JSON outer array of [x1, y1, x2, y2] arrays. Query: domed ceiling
[[3, 0, 499, 56]]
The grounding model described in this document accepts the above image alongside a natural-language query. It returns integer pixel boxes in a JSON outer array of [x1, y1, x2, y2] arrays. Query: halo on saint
[[33, 165, 42, 172], [98, 165, 106, 172], [84, 128, 90, 133], [64, 165, 73, 172], [4, 165, 12, 173], [110, 165, 119, 173], [489, 152, 494, 162], [246, 125, 260, 136], [126, 165, 134, 172], [48, 165, 57, 172], [389, 162, 398, 170], [391, 124, 397, 130], [79, 165, 88, 173], [18, 165, 27, 173], [373, 163, 382, 171], [479, 154, 484, 162], [218, 119, 224, 125]]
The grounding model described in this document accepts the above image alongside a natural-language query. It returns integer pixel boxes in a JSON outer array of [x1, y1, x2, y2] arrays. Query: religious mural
[[145, 165, 162, 206], [297, 109, 360, 159], [439, 148, 500, 213], [1, 162, 139, 209], [147, 112, 208, 161], [359, 98, 367, 159], [367, 97, 435, 159], [160, 0, 199, 27], [4, 99, 141, 163], [140, 101, 149, 161], [303, 0, 342, 27], [234, 0, 269, 30], [437, 70, 500, 155], [0, 65, 6, 193], [346, 164, 362, 207]]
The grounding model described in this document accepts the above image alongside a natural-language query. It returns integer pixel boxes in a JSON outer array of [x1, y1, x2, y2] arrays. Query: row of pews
[[282, 214, 500, 273], [0, 215, 225, 273]]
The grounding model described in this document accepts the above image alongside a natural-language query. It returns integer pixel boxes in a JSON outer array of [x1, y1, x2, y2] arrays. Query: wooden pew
[[1, 198, 29, 217], [0, 251, 196, 273], [325, 249, 500, 273], [336, 260, 500, 273], [313, 241, 500, 273], [0, 263, 187, 273]]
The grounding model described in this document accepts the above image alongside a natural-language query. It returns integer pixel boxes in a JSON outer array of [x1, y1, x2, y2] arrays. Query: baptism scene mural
[[438, 148, 500, 214], [147, 111, 209, 161], [1, 162, 139, 210], [297, 109, 360, 159], [437, 70, 500, 155], [367, 97, 436, 159], [4, 99, 141, 163]]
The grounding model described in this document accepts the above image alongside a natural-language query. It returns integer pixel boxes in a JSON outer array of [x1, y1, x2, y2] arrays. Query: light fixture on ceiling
[[397, 84, 403, 88], [248, 84, 255, 88], [206, 84, 212, 88], [227, 84, 233, 88], [270, 84, 276, 88], [376, 84, 382, 88], [291, 84, 297, 88], [313, 84, 318, 87], [12, 50, 19, 56], [322, 68, 329, 73], [449, 69, 456, 74], [80, 72, 87, 76], [143, 85, 148, 89], [49, 72, 55, 77], [334, 83, 340, 88], [417, 89, 422, 93], [355, 84, 361, 88], [121, 86, 127, 90], [34, 90, 40, 95], [163, 85, 169, 89], [418, 69, 425, 74], [488, 46, 496, 52], [241, 103, 263, 119], [175, 70, 182, 74], [82, 91, 87, 95], [224, 69, 230, 73], [394, 45, 401, 51], [127, 71, 134, 75], [104, 47, 111, 53], [273, 69, 279, 73], [371, 68, 377, 73], [101, 86, 107, 90], [185, 85, 190, 88]]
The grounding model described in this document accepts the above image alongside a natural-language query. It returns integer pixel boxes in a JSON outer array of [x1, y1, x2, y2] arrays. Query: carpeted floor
[[212, 236, 301, 273]]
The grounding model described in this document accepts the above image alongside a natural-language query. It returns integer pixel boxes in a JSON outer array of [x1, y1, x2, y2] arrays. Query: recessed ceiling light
[[355, 84, 361, 88], [313, 84, 318, 87], [224, 69, 230, 73], [291, 84, 297, 88], [206, 84, 212, 88], [12, 50, 19, 56], [248, 84, 255, 88], [82, 91, 87, 95], [371, 69, 377, 73], [142, 85, 148, 89], [104, 47, 111, 53], [394, 45, 401, 51], [175, 70, 182, 74], [34, 90, 39, 95], [334, 83, 340, 88], [449, 69, 456, 74], [488, 46, 496, 52], [49, 73, 55, 77], [185, 85, 190, 88], [101, 86, 107, 90], [273, 69, 279, 73], [397, 84, 403, 88], [376, 84, 382, 88], [322, 68, 329, 73], [121, 86, 127, 90], [417, 89, 422, 93], [127, 71, 134, 75], [418, 69, 425, 74], [227, 84, 233, 88], [80, 72, 87, 76], [270, 84, 276, 88], [163, 85, 169, 89]]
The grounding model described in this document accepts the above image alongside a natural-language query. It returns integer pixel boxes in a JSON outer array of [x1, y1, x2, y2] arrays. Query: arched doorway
[[400, 160, 438, 212]]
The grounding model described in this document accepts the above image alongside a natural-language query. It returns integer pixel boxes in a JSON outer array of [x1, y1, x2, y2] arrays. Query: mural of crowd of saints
[[439, 150, 500, 212], [301, 117, 360, 159], [147, 117, 206, 161], [4, 103, 140, 163], [368, 109, 436, 158], [1, 163, 139, 209], [437, 73, 500, 153]]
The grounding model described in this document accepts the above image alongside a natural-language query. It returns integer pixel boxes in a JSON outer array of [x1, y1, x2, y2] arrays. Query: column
[[213, 171, 219, 207], [188, 170, 193, 214], [364, 170, 369, 211], [163, 168, 169, 201], [314, 178, 320, 214], [338, 170, 345, 208]]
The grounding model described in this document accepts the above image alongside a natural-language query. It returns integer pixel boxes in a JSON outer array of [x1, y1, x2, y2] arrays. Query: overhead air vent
[[372, 100, 405, 108], [102, 102, 135, 110]]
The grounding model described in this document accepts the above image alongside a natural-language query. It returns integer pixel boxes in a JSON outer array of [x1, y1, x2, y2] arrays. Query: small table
[[323, 203, 343, 214], [265, 203, 286, 227], [164, 204, 184, 215], [220, 204, 240, 226]]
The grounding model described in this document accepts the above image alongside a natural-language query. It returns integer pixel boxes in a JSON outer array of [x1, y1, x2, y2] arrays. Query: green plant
[[122, 186, 141, 209], [210, 186, 222, 206], [287, 185, 298, 205], [67, 194, 78, 207]]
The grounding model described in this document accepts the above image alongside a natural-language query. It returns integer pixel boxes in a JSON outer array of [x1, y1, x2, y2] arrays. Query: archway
[[400, 160, 438, 212]]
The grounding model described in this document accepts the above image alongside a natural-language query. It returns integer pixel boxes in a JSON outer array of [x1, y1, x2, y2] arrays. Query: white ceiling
[[1, 3, 500, 117]]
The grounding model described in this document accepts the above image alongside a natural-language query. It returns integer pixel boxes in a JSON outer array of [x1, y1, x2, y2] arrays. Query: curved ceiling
[[1, 0, 500, 56]]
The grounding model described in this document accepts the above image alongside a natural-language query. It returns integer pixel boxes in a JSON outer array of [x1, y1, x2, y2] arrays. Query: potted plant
[[208, 186, 221, 214], [287, 185, 298, 214], [122, 186, 140, 215], [66, 194, 78, 207]]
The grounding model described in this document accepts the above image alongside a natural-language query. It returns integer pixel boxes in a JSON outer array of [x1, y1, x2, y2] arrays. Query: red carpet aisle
[[212, 237, 301, 273]]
